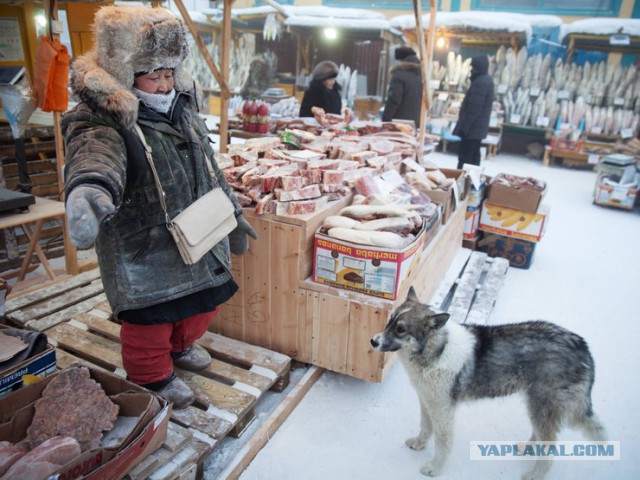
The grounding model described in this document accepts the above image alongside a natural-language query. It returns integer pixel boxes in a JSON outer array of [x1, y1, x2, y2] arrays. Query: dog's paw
[[420, 462, 442, 477], [406, 436, 427, 450]]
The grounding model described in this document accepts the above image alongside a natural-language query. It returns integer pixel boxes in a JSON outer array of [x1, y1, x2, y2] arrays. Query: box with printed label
[[478, 232, 536, 269], [478, 202, 549, 243], [594, 177, 638, 210], [313, 224, 426, 300], [0, 326, 56, 398], [463, 205, 480, 240], [0, 365, 170, 479]]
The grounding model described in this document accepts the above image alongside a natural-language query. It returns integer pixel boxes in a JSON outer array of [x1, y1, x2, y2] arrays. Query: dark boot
[[172, 343, 211, 371], [155, 376, 195, 409]]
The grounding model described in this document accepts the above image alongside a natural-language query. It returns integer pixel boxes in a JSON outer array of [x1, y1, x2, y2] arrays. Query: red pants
[[120, 308, 217, 385]]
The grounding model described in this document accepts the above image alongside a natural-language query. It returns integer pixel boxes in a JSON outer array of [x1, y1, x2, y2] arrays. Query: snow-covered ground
[[231, 151, 640, 480]]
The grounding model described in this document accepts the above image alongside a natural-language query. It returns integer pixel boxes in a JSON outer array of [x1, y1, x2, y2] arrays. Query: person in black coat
[[453, 55, 494, 169], [382, 46, 423, 127], [299, 60, 342, 117]]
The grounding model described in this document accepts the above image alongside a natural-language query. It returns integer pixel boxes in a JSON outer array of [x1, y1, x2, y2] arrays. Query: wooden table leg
[[18, 220, 57, 281]]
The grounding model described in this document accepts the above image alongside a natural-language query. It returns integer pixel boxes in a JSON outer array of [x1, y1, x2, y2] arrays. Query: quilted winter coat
[[62, 56, 243, 320], [382, 55, 423, 126]]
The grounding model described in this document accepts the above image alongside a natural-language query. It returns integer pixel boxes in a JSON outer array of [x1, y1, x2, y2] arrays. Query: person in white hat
[[63, 5, 256, 408]]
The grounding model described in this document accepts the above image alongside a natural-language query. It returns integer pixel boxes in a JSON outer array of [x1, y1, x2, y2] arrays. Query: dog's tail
[[571, 400, 607, 441]]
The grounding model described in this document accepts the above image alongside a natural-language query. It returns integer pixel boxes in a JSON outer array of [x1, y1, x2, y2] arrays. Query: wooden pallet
[[430, 249, 509, 325], [4, 269, 292, 479]]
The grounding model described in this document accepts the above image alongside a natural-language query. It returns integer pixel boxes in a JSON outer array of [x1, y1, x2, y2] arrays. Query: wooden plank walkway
[[430, 249, 509, 325], [4, 269, 293, 479]]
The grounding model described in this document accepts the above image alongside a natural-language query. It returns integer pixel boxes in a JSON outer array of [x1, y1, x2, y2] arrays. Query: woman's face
[[323, 77, 336, 90], [133, 69, 175, 94]]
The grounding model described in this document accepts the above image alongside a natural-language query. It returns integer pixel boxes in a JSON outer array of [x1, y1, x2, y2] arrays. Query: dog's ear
[[407, 286, 419, 303], [431, 313, 449, 330]]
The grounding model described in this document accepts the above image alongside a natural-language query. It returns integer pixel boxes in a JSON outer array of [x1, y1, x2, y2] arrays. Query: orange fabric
[[34, 36, 70, 112]]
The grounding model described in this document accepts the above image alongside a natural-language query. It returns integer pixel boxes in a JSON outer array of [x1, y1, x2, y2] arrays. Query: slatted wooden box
[[216, 201, 465, 382]]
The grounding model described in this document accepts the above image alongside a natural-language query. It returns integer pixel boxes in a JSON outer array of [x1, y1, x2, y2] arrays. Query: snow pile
[[560, 18, 640, 42], [221, 5, 386, 21]]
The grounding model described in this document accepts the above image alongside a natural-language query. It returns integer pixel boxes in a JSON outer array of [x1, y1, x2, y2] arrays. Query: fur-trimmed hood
[[69, 5, 193, 128], [390, 58, 421, 75]]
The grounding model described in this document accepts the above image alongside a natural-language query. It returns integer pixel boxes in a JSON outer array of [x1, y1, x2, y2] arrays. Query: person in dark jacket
[[62, 5, 256, 409], [382, 46, 423, 127], [453, 55, 495, 169], [299, 60, 342, 117]]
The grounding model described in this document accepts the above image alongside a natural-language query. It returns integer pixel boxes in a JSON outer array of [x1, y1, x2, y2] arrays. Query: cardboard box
[[594, 178, 638, 210], [487, 175, 547, 213], [423, 168, 468, 224], [0, 327, 56, 398], [478, 233, 536, 269], [478, 202, 549, 243], [313, 224, 426, 300], [462, 234, 480, 251], [463, 205, 480, 240], [0, 366, 170, 480]]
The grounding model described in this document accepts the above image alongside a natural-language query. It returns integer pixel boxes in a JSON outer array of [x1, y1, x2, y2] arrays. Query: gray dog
[[371, 287, 606, 480]]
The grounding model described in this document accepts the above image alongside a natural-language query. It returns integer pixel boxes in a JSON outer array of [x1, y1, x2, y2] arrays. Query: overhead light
[[436, 37, 446, 49], [35, 14, 46, 29], [324, 27, 338, 40]]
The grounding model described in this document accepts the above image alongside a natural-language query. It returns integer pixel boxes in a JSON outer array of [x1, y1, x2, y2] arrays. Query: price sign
[[489, 116, 499, 128], [430, 80, 441, 90], [614, 97, 625, 106], [611, 186, 629, 202], [530, 87, 541, 97], [559, 122, 571, 130], [536, 116, 550, 128], [510, 113, 521, 124], [558, 90, 570, 100], [588, 154, 600, 165], [497, 84, 508, 94], [591, 126, 603, 134], [620, 128, 634, 139], [438, 92, 449, 101]]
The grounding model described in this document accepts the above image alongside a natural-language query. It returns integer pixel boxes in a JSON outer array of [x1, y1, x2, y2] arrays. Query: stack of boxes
[[476, 174, 549, 269], [593, 154, 638, 210]]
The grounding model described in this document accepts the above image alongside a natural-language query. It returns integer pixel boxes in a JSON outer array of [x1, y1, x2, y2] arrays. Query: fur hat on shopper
[[395, 46, 417, 61], [69, 5, 193, 127], [312, 61, 339, 82]]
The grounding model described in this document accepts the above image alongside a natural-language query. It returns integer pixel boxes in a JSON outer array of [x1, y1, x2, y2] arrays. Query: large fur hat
[[93, 5, 190, 90], [69, 5, 193, 127], [395, 46, 417, 61], [312, 61, 339, 82]]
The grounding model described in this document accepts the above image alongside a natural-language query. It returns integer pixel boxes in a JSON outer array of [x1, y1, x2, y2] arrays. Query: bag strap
[[132, 123, 171, 224]]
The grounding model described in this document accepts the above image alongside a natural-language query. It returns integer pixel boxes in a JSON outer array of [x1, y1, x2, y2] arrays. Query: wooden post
[[220, 0, 233, 153], [45, 0, 78, 275], [413, 0, 437, 161]]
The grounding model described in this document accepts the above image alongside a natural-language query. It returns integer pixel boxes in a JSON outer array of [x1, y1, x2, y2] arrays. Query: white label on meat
[[510, 114, 521, 124], [403, 158, 426, 173], [620, 128, 633, 139], [497, 84, 508, 94], [614, 97, 625, 106], [536, 116, 550, 128], [530, 87, 541, 97]]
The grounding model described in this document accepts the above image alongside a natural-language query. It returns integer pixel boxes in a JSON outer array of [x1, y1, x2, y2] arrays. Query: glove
[[66, 186, 115, 249], [228, 214, 257, 256]]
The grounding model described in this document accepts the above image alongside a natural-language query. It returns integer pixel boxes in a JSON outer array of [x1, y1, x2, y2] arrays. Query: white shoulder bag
[[133, 124, 237, 265]]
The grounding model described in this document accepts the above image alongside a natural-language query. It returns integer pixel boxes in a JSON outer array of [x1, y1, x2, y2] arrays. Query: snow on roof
[[285, 16, 390, 31], [389, 11, 532, 40], [217, 5, 386, 21], [559, 18, 640, 42]]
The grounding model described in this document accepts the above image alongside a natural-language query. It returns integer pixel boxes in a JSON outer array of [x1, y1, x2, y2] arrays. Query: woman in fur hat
[[299, 60, 343, 118], [62, 5, 256, 408], [382, 46, 423, 127]]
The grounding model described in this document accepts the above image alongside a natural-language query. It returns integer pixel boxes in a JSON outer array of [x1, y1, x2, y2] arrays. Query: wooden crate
[[217, 202, 465, 382], [215, 196, 352, 357]]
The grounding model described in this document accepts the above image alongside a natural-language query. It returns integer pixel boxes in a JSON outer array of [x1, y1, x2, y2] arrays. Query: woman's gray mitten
[[229, 215, 257, 256], [66, 186, 115, 249]]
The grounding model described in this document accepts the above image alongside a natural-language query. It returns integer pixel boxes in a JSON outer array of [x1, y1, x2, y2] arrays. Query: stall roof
[[390, 11, 533, 42], [559, 18, 640, 43], [198, 5, 397, 34]]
